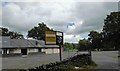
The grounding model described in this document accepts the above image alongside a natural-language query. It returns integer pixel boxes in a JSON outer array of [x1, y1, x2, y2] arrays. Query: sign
[[45, 31, 63, 45], [45, 31, 56, 45], [56, 32, 63, 45]]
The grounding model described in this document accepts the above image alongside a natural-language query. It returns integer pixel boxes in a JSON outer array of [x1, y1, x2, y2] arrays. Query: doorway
[[21, 48, 27, 55]]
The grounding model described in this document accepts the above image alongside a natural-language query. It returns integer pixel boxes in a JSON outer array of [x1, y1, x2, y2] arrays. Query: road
[[2, 52, 77, 69], [92, 51, 119, 71], [1, 51, 119, 70]]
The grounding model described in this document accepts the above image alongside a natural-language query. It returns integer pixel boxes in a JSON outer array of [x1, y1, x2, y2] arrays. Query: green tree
[[103, 12, 120, 50], [27, 22, 53, 40], [1, 27, 9, 36], [88, 31, 102, 51], [64, 43, 78, 51], [64, 43, 72, 49], [9, 31, 23, 39], [0, 27, 23, 39], [77, 39, 91, 51]]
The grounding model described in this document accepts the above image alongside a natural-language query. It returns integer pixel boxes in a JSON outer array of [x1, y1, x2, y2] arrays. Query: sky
[[1, 0, 119, 43]]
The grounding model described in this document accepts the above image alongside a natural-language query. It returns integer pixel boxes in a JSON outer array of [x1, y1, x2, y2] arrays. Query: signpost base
[[59, 45, 62, 61]]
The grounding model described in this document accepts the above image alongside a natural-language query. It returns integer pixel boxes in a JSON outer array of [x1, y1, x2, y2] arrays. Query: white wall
[[2, 48, 39, 54], [45, 49, 53, 54], [41, 49, 45, 52], [7, 49, 9, 54], [53, 49, 59, 53], [2, 48, 60, 54], [28, 48, 38, 53], [45, 48, 59, 54], [9, 49, 21, 53], [9, 48, 39, 54]]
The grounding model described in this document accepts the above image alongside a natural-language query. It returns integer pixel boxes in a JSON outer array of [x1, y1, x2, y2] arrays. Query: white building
[[0, 36, 62, 55]]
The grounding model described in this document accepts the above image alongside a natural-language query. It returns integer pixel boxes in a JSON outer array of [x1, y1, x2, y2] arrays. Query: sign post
[[56, 31, 63, 61], [45, 31, 63, 61], [59, 45, 62, 61]]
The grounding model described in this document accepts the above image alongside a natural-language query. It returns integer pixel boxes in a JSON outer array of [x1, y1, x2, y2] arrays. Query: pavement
[[92, 51, 119, 71], [1, 51, 120, 71]]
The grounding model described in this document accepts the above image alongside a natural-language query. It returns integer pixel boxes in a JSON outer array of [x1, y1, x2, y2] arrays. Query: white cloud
[[68, 25, 76, 30], [1, 0, 120, 2], [64, 34, 83, 43], [0, 2, 2, 26], [2, 2, 118, 43]]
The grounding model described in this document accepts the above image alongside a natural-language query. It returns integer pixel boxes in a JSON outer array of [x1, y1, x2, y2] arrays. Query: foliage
[[77, 12, 120, 51], [77, 39, 91, 51], [0, 27, 9, 36], [27, 22, 53, 40], [103, 12, 120, 50], [64, 43, 78, 51], [0, 27, 23, 39], [88, 31, 103, 50]]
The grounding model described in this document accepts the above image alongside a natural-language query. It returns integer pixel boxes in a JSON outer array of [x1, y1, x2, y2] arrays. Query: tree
[[64, 43, 73, 49], [27, 22, 53, 40], [64, 43, 78, 51], [9, 31, 23, 39], [88, 31, 103, 51], [0, 27, 23, 39], [0, 27, 9, 36], [103, 12, 120, 50], [77, 39, 91, 51]]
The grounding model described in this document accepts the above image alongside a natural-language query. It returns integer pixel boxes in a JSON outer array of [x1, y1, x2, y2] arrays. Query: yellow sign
[[46, 36, 56, 42], [46, 31, 56, 34], [45, 31, 56, 44]]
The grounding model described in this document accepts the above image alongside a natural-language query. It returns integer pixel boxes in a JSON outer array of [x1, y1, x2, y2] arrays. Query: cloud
[[64, 34, 82, 43], [1, 0, 120, 2], [2, 3, 38, 32], [67, 22, 76, 30], [2, 2, 118, 43], [0, 2, 2, 26], [67, 2, 118, 35]]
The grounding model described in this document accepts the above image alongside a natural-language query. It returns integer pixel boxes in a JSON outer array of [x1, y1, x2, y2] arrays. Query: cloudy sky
[[1, 0, 119, 43]]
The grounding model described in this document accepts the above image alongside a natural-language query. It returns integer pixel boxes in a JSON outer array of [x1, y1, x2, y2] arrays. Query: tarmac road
[[92, 51, 119, 71], [1, 51, 120, 70], [2, 52, 77, 69]]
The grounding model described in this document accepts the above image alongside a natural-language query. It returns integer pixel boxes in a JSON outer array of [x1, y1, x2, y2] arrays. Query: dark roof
[[0, 36, 45, 48], [0, 36, 11, 48], [10, 39, 37, 47]]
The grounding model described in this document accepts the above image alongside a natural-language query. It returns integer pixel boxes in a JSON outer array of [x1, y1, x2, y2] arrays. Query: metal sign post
[[56, 31, 63, 61], [59, 45, 62, 61]]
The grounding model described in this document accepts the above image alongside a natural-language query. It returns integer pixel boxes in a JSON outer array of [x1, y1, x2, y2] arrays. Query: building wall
[[45, 48, 60, 54], [9, 49, 21, 54], [1, 48, 63, 55], [41, 49, 46, 52], [28, 48, 38, 53], [45, 49, 53, 54], [2, 48, 40, 54], [53, 49, 59, 53]]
